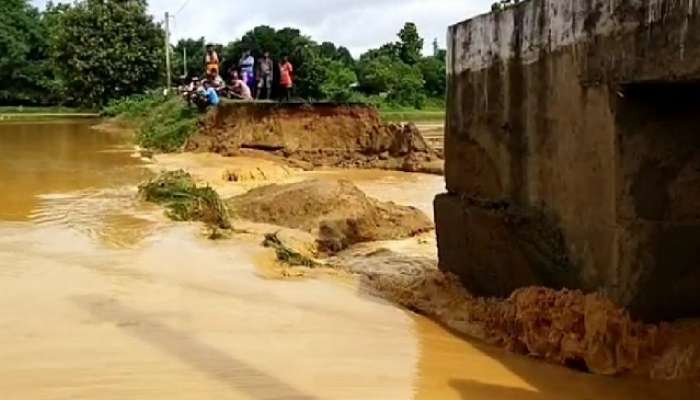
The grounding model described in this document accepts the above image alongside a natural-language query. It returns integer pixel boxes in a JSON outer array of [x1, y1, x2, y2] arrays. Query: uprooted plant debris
[[263, 232, 322, 268], [139, 170, 232, 230]]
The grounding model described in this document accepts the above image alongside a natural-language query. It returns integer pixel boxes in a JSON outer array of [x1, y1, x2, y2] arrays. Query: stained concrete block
[[435, 194, 579, 298], [439, 0, 700, 321]]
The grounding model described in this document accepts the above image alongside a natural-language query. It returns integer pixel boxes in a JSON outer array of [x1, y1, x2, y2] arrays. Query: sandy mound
[[227, 179, 434, 252], [186, 103, 443, 175]]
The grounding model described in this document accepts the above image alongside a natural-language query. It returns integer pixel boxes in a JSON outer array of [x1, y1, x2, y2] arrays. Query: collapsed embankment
[[140, 150, 700, 383], [257, 225, 700, 381], [362, 265, 700, 380], [185, 102, 444, 175]]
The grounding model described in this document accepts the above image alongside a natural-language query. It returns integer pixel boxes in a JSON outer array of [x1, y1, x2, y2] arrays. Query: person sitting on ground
[[228, 68, 240, 84], [230, 77, 253, 101], [203, 80, 221, 108], [239, 51, 255, 93], [256, 52, 274, 100], [279, 56, 294, 102], [208, 72, 226, 91], [182, 76, 202, 106], [205, 44, 220, 75], [189, 80, 209, 111], [186, 76, 199, 92]]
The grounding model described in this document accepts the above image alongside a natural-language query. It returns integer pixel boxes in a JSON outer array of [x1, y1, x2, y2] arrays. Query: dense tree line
[[1, 0, 446, 108], [1, 0, 163, 107]]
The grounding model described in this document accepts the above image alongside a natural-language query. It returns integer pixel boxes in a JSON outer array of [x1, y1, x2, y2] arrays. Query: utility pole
[[164, 11, 172, 92], [183, 47, 187, 77]]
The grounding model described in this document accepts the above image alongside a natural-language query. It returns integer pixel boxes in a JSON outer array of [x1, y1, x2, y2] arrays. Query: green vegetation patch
[[380, 110, 445, 123], [104, 93, 200, 152], [139, 170, 231, 230]]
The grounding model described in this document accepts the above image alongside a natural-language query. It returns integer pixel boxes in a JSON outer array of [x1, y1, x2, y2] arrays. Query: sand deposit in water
[[0, 120, 696, 399]]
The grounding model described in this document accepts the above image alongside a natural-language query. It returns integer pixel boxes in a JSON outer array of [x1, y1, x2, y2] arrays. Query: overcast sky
[[31, 0, 492, 56]]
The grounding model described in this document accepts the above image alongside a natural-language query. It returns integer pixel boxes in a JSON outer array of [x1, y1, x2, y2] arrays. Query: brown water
[[0, 121, 695, 399]]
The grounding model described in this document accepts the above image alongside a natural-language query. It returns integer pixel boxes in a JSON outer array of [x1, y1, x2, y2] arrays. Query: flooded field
[[0, 120, 695, 399]]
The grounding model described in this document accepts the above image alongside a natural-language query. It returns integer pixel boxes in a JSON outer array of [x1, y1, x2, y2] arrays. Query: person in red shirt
[[279, 56, 294, 101]]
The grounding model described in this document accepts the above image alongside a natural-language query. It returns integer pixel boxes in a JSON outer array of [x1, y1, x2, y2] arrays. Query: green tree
[[387, 62, 425, 108], [222, 25, 325, 99], [357, 54, 425, 107], [334, 46, 355, 68], [172, 37, 206, 80], [50, 0, 164, 106], [319, 41, 337, 60], [317, 42, 354, 68], [0, 0, 56, 105], [357, 55, 395, 94], [418, 56, 446, 97], [293, 46, 326, 100], [320, 60, 357, 102], [360, 43, 400, 62], [397, 22, 423, 65], [221, 25, 278, 73]]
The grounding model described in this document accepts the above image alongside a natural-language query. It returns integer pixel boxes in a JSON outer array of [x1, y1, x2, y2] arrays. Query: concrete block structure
[[437, 0, 700, 321]]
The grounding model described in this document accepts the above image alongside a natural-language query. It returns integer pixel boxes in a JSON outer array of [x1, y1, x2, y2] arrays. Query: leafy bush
[[385, 62, 426, 108], [320, 61, 358, 102], [137, 97, 200, 152], [356, 52, 427, 109], [138, 170, 231, 230], [418, 56, 447, 97], [102, 92, 167, 119], [103, 93, 200, 152]]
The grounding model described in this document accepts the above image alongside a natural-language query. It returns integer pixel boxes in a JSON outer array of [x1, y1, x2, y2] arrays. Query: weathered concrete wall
[[438, 0, 700, 321]]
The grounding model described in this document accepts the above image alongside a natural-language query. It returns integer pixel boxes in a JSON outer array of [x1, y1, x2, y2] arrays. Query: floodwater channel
[[0, 120, 695, 399]]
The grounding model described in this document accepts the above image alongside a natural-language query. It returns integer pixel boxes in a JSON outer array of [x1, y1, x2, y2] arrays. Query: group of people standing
[[191, 44, 294, 108]]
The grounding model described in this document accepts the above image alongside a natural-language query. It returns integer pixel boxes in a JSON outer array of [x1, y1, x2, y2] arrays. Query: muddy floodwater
[[0, 120, 695, 399]]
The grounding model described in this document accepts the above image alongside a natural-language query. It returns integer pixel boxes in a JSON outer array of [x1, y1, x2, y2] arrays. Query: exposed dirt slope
[[186, 103, 443, 174], [331, 247, 700, 380], [227, 179, 434, 252]]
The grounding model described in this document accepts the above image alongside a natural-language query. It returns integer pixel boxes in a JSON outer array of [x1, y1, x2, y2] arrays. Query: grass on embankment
[[139, 170, 231, 231], [103, 93, 200, 152], [377, 99, 445, 123], [379, 110, 445, 123]]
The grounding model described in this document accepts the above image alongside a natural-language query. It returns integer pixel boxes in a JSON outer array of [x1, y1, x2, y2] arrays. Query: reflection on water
[[31, 188, 163, 248], [0, 121, 696, 399], [0, 120, 148, 221]]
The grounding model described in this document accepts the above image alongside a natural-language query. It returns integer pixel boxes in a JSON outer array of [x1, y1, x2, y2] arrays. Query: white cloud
[[31, 0, 492, 56]]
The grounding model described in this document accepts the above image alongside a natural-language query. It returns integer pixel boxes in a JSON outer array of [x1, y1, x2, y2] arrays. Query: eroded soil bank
[[149, 150, 700, 384], [185, 102, 444, 175]]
